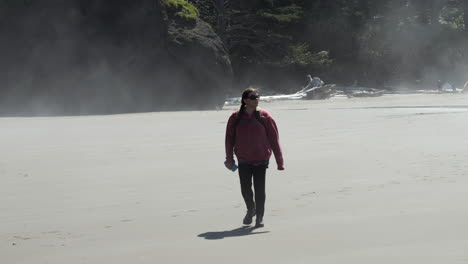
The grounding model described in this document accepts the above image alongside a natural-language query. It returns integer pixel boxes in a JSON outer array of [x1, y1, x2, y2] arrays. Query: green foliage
[[439, 6, 464, 29], [282, 44, 333, 67], [258, 5, 303, 23], [197, 0, 468, 88], [161, 0, 199, 20]]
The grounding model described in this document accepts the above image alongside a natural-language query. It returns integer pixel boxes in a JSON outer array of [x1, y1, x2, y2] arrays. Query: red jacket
[[225, 109, 284, 169]]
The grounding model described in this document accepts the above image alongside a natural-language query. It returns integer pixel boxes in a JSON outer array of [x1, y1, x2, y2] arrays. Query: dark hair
[[239, 87, 258, 114]]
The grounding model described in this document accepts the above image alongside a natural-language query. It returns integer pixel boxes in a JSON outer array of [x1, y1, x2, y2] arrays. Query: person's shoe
[[255, 216, 264, 228], [243, 209, 256, 225]]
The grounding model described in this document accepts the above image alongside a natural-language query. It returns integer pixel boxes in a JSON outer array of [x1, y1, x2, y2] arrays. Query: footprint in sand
[[338, 187, 352, 194], [13, 235, 31, 240], [294, 191, 316, 200]]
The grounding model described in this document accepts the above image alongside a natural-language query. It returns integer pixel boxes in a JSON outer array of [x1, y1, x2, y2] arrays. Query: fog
[[2, 1, 468, 116], [354, 1, 468, 90], [0, 1, 211, 116]]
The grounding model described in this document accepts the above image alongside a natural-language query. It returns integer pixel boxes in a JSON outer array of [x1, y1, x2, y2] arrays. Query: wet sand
[[2, 93, 468, 263]]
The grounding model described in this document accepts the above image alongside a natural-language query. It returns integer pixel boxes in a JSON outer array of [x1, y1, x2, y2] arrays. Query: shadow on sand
[[198, 226, 269, 240]]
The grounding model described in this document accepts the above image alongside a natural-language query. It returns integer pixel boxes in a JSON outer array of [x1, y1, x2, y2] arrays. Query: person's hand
[[277, 166, 285, 171], [224, 160, 234, 170]]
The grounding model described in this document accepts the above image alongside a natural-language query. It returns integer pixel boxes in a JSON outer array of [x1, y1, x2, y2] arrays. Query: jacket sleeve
[[225, 113, 237, 162], [265, 114, 284, 169]]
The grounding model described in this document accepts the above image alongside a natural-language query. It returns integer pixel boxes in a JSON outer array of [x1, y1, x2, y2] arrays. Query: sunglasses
[[247, 94, 260, 100]]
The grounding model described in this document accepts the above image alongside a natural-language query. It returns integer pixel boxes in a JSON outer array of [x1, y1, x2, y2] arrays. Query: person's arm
[[265, 114, 284, 170], [225, 113, 237, 167]]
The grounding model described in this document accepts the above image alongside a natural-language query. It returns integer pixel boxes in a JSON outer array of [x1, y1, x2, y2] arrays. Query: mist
[[353, 0, 468, 90], [0, 1, 229, 116], [2, 1, 468, 117]]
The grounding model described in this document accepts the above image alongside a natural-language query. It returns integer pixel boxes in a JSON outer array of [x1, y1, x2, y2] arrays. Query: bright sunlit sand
[[2, 93, 468, 263]]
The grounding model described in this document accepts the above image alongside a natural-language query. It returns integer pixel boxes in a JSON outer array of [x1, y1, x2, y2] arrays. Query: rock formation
[[0, 0, 233, 115]]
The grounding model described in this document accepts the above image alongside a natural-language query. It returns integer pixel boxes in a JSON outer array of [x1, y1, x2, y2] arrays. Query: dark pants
[[238, 163, 267, 218]]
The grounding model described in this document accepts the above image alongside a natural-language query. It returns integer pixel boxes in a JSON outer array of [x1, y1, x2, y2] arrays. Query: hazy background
[[1, 0, 468, 116]]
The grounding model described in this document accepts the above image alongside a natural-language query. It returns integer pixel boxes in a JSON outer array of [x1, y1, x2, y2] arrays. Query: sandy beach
[[2, 93, 468, 263]]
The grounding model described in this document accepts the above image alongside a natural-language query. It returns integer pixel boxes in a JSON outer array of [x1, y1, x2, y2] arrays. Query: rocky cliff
[[0, 0, 232, 115]]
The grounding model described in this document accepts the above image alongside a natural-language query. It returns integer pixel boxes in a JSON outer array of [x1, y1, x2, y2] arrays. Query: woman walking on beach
[[225, 88, 284, 228]]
